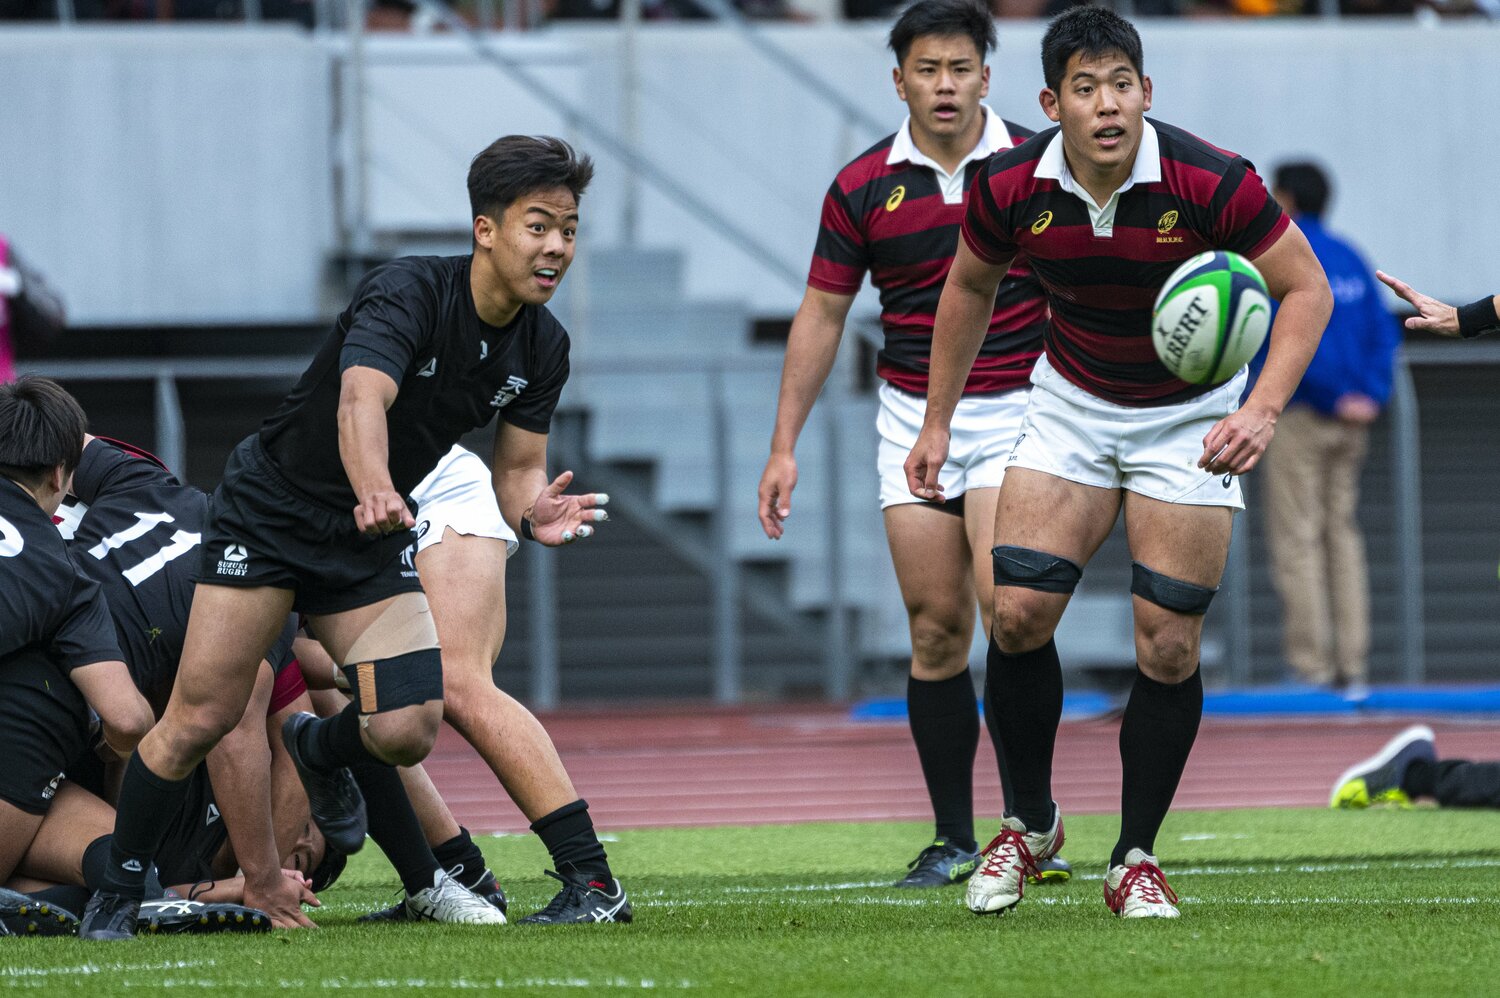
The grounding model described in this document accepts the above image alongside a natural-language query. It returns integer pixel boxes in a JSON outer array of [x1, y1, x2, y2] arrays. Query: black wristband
[[1457, 296, 1500, 339], [520, 516, 536, 542]]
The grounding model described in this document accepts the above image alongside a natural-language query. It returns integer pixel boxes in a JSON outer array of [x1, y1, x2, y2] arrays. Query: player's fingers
[[575, 524, 594, 540], [575, 492, 609, 509], [545, 470, 575, 497], [1375, 270, 1412, 300]]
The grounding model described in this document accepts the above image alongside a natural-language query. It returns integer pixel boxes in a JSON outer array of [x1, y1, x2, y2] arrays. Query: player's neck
[[1063, 144, 1136, 209], [910, 115, 985, 176], [469, 260, 523, 329]]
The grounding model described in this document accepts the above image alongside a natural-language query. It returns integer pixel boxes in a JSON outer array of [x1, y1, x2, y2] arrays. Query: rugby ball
[[1152, 251, 1272, 386]]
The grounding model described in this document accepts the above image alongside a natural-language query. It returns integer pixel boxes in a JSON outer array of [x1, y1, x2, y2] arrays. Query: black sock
[[433, 827, 492, 890], [987, 637, 1063, 832], [299, 703, 378, 772], [82, 834, 113, 892], [982, 677, 1016, 816], [347, 760, 440, 896], [907, 670, 979, 852], [28, 885, 91, 916], [532, 800, 611, 884], [100, 752, 191, 899], [1402, 758, 1435, 799], [1112, 665, 1203, 868]]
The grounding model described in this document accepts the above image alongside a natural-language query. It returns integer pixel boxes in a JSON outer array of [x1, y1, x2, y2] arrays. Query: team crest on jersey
[[490, 375, 528, 409], [1157, 210, 1184, 244], [216, 544, 249, 577], [1031, 211, 1054, 235], [885, 186, 906, 212]]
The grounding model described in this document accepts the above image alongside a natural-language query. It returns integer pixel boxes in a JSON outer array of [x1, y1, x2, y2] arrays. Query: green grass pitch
[[5, 808, 1499, 995]]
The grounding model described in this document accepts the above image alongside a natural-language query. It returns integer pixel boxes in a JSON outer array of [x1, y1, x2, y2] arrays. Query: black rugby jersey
[[258, 255, 570, 510], [0, 476, 122, 674], [962, 119, 1289, 406], [68, 440, 298, 711], [808, 116, 1047, 397]]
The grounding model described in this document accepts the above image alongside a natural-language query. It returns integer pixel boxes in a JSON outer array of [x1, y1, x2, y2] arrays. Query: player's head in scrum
[[467, 135, 595, 319], [0, 375, 87, 516], [1039, 6, 1151, 185], [888, 0, 996, 151]]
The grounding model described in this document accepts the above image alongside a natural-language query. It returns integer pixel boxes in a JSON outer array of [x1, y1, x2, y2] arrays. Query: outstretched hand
[[527, 470, 609, 546], [1376, 270, 1460, 338]]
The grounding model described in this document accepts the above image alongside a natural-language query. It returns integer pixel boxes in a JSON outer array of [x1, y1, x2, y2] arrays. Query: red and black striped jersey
[[961, 119, 1290, 406], [807, 114, 1047, 397]]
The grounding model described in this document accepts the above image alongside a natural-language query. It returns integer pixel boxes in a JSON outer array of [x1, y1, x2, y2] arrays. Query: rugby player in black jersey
[[0, 378, 154, 935], [81, 136, 607, 939], [906, 8, 1332, 918]]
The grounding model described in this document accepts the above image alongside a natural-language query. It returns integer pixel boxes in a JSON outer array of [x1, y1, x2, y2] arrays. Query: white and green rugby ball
[[1151, 250, 1271, 386]]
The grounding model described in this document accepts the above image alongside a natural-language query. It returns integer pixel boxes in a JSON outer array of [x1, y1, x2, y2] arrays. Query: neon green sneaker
[[1329, 725, 1435, 809]]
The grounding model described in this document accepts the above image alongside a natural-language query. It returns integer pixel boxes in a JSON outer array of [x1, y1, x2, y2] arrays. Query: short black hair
[[1273, 161, 1331, 219], [467, 135, 595, 222], [0, 375, 86, 489], [1040, 6, 1144, 94], [887, 0, 996, 67]]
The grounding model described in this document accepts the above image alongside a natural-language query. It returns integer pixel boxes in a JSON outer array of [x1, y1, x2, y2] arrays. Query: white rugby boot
[[1104, 849, 1181, 919], [964, 806, 1065, 915], [405, 870, 508, 925]]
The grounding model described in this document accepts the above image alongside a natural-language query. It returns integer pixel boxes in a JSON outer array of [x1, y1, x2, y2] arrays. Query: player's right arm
[[758, 287, 856, 539], [337, 366, 414, 536], [905, 240, 1012, 501], [70, 659, 155, 758]]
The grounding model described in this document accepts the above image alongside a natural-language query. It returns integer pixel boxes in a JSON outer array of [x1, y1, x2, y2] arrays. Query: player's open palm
[[904, 426, 950, 502], [758, 453, 798, 540], [528, 470, 608, 546], [245, 871, 320, 929]]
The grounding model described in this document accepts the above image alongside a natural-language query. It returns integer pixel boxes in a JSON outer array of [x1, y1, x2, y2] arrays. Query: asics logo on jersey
[[122, 859, 143, 873], [479, 340, 489, 360], [1031, 211, 1054, 235], [416, 357, 438, 378], [491, 375, 528, 409], [886, 186, 906, 212], [1156, 209, 1184, 244]]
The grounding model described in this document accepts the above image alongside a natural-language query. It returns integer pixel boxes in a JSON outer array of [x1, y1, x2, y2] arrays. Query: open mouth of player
[[534, 268, 560, 289], [933, 101, 959, 122], [1093, 125, 1126, 149]]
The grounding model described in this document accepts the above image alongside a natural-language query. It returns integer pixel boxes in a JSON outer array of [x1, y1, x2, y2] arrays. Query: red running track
[[421, 704, 1500, 833]]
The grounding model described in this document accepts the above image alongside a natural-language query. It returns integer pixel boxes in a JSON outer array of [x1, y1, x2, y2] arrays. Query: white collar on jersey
[[886, 105, 1013, 171], [1035, 119, 1162, 201]]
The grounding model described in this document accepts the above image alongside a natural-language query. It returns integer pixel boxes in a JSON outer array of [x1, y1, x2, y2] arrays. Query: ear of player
[[523, 470, 609, 546]]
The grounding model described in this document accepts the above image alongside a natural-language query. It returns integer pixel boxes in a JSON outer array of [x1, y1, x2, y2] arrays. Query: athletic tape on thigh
[[992, 545, 1082, 593], [339, 648, 444, 715], [1130, 561, 1218, 615]]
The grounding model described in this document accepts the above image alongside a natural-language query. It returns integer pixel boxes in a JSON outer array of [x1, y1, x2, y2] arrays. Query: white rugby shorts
[[876, 381, 1029, 509], [409, 445, 519, 558], [1006, 354, 1247, 509]]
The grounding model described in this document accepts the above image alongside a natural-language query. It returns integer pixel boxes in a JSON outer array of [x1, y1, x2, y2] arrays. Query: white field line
[[2, 977, 695, 991], [0, 960, 215, 979]]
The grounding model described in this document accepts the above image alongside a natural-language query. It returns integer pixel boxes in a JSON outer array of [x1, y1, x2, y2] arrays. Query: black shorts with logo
[[0, 653, 92, 816], [194, 436, 424, 616]]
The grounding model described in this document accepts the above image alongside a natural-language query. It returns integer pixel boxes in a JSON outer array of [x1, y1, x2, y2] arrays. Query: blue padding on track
[[850, 685, 1500, 721]]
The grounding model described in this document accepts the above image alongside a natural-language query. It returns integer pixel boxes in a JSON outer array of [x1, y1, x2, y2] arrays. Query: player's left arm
[[70, 659, 155, 758], [1200, 221, 1333, 476], [337, 366, 415, 536], [491, 421, 607, 547]]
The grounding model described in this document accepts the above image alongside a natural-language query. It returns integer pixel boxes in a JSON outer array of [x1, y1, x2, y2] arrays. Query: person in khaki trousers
[[1259, 162, 1402, 695]]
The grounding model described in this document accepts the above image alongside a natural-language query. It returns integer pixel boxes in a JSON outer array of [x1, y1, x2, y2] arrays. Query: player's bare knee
[[164, 703, 238, 763], [339, 645, 445, 764], [1137, 626, 1200, 679], [364, 703, 442, 767], [908, 612, 970, 678], [990, 544, 1079, 651]]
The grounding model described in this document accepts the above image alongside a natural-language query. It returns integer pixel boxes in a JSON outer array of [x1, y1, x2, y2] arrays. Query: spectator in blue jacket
[[1253, 161, 1402, 696]]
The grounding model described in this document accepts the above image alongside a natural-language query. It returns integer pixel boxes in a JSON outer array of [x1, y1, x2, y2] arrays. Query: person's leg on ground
[[1106, 494, 1230, 919], [884, 501, 982, 886], [968, 468, 1118, 915], [414, 530, 625, 923], [1262, 406, 1334, 685], [1324, 420, 1371, 690], [82, 584, 299, 939], [1406, 756, 1500, 809]]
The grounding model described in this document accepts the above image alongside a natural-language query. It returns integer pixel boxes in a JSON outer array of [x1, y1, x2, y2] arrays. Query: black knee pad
[[340, 648, 444, 715], [992, 545, 1083, 594], [1130, 562, 1218, 615]]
